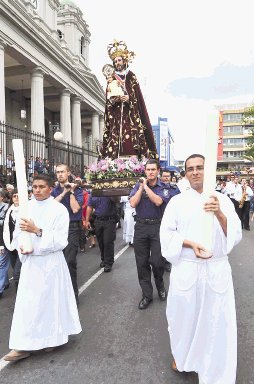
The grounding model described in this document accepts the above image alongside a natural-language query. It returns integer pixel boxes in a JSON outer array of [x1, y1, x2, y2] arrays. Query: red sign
[[217, 111, 223, 161]]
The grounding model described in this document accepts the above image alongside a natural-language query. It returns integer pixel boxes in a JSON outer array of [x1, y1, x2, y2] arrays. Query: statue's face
[[113, 56, 125, 71]]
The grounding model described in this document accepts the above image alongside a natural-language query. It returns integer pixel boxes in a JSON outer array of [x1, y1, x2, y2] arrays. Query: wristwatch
[[35, 228, 43, 237], [70, 191, 75, 195]]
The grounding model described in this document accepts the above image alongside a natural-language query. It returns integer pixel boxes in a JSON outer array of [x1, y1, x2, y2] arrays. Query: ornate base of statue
[[88, 157, 145, 197], [91, 177, 140, 197]]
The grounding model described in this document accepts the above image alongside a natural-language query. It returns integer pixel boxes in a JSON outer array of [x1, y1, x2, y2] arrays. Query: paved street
[[0, 224, 253, 384]]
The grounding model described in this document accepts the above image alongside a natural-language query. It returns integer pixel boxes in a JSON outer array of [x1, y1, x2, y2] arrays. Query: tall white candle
[[12, 139, 33, 253], [202, 110, 219, 252]]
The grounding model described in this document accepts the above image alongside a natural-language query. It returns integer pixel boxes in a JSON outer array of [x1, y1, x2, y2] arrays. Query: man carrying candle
[[160, 154, 242, 384], [3, 174, 81, 362]]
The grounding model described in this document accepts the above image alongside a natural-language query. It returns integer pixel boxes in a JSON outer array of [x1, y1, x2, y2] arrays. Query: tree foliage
[[242, 106, 254, 161]]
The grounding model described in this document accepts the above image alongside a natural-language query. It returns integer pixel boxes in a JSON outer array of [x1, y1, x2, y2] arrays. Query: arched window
[[57, 29, 63, 39], [80, 36, 85, 56]]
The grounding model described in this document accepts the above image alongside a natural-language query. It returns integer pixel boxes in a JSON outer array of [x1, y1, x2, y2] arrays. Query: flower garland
[[87, 156, 147, 180]]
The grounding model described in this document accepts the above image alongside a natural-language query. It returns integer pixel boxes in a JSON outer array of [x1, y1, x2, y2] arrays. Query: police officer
[[129, 159, 180, 310], [85, 196, 118, 272], [51, 163, 83, 304]]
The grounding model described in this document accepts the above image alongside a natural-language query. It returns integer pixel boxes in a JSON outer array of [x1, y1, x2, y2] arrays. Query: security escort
[[129, 159, 180, 310]]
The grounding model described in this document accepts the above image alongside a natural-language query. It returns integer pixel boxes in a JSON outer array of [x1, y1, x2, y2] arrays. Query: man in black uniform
[[51, 164, 83, 304], [85, 196, 118, 272], [129, 159, 180, 310]]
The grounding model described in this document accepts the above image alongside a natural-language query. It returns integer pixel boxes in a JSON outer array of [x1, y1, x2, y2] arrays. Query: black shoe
[[129, 242, 134, 247], [104, 266, 112, 272], [158, 289, 167, 301], [164, 262, 171, 272], [0, 292, 3, 299], [244, 227, 250, 230], [4, 283, 10, 290], [100, 261, 105, 268], [138, 297, 153, 310]]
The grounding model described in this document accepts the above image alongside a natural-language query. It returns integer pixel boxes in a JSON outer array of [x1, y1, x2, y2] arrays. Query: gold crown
[[107, 40, 135, 63]]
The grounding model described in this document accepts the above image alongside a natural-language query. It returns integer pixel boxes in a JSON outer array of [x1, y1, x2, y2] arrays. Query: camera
[[64, 183, 72, 189]]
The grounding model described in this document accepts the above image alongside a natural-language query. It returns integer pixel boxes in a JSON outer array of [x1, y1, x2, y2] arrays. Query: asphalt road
[[0, 223, 253, 384]]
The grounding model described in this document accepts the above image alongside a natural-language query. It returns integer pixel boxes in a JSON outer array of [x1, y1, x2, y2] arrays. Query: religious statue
[[99, 40, 158, 160]]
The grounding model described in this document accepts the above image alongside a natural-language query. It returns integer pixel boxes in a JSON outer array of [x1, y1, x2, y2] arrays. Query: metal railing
[[0, 121, 98, 185]]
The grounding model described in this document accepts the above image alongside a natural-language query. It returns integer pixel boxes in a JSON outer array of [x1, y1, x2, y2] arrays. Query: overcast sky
[[74, 0, 254, 159]]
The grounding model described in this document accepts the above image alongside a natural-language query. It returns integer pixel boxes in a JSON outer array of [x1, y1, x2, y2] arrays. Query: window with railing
[[223, 138, 245, 146], [223, 113, 242, 122], [224, 151, 244, 158], [223, 125, 243, 134]]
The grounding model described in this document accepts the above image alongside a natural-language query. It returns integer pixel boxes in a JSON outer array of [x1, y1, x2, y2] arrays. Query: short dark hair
[[185, 154, 205, 170], [145, 159, 160, 169], [180, 170, 185, 177], [56, 163, 70, 172], [33, 174, 53, 187]]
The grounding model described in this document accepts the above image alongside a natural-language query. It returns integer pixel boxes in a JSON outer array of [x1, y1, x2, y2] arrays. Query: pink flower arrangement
[[87, 157, 147, 180]]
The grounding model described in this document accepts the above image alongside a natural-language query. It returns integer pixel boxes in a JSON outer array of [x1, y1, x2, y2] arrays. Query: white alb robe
[[120, 196, 135, 244], [160, 189, 242, 384], [9, 196, 82, 351]]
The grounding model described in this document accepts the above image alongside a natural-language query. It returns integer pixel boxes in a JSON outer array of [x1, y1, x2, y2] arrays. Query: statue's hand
[[120, 95, 129, 102]]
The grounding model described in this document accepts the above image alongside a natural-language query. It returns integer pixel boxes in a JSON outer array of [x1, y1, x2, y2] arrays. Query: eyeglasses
[[186, 166, 204, 173]]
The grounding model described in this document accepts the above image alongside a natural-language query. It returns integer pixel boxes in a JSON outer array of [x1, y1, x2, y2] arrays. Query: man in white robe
[[4, 174, 81, 361], [120, 196, 135, 245], [160, 154, 242, 384]]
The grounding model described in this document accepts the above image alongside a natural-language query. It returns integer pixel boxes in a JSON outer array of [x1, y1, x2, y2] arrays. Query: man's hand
[[69, 182, 77, 193], [204, 194, 227, 236], [183, 239, 212, 259], [19, 218, 38, 234], [204, 195, 220, 213], [83, 220, 91, 230], [139, 177, 146, 189], [192, 242, 212, 259], [20, 245, 33, 255]]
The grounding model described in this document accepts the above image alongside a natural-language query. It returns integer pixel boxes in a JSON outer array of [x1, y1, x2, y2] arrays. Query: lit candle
[[12, 139, 33, 253], [202, 110, 219, 253]]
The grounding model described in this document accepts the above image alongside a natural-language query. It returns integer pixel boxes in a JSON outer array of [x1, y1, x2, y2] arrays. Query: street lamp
[[48, 122, 63, 176]]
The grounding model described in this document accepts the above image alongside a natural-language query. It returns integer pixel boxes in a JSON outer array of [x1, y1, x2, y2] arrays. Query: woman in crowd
[[3, 189, 21, 290]]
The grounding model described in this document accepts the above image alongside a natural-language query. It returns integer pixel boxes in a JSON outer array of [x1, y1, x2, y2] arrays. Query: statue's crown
[[107, 39, 135, 63]]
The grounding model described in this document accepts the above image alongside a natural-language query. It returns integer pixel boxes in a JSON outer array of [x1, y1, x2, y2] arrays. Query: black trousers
[[94, 219, 116, 267], [63, 221, 81, 298], [240, 200, 251, 229], [9, 249, 21, 287], [134, 222, 165, 300], [79, 226, 87, 249]]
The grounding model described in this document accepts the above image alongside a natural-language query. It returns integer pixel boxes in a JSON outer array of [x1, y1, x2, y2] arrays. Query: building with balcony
[[217, 107, 253, 173]]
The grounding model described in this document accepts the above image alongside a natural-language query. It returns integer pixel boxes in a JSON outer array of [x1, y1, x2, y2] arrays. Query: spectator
[[3, 189, 21, 290]]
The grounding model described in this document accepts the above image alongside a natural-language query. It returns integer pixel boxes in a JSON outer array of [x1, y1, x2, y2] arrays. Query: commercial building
[[152, 117, 179, 172], [217, 106, 253, 175]]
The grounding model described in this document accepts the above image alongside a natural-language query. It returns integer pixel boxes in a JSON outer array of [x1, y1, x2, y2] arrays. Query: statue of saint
[[100, 40, 158, 160]]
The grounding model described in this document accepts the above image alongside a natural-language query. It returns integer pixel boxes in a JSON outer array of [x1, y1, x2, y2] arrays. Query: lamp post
[[48, 122, 63, 177]]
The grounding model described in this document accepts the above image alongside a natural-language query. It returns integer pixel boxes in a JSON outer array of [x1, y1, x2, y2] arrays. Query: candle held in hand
[[12, 139, 33, 253]]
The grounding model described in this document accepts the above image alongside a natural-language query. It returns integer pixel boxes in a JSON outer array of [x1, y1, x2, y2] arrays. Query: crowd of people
[[0, 37, 247, 383], [0, 155, 246, 384]]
